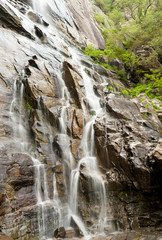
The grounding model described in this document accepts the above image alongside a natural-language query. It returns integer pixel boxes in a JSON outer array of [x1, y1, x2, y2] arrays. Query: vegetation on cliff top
[[84, 0, 162, 100]]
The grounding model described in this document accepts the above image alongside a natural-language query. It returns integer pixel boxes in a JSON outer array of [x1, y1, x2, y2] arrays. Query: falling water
[[67, 47, 108, 237], [31, 0, 74, 26], [10, 75, 59, 240], [34, 95, 66, 239], [8, 0, 113, 238], [58, 75, 71, 135]]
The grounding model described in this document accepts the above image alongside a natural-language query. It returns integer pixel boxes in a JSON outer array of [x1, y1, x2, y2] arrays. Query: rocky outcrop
[[63, 61, 84, 108], [94, 93, 161, 188], [0, 0, 161, 239], [94, 91, 162, 231], [6, 0, 105, 48], [99, 56, 124, 70], [65, 0, 105, 48], [0, 151, 38, 239], [0, 0, 34, 39]]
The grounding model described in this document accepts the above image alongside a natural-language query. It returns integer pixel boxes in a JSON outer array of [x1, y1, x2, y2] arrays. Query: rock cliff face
[[0, 0, 161, 240], [64, 0, 105, 48]]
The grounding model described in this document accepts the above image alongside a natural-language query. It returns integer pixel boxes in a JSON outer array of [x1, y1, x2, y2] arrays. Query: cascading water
[[10, 74, 61, 240], [67, 48, 109, 235], [8, 0, 114, 238], [31, 0, 74, 26]]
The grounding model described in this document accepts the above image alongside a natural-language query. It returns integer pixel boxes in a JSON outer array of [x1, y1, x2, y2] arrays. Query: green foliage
[[119, 68, 162, 101], [116, 69, 127, 82], [85, 68, 91, 76], [142, 112, 149, 117], [140, 97, 146, 102], [145, 69, 162, 82], [107, 86, 116, 92], [84, 0, 162, 101], [119, 191, 128, 198], [84, 44, 139, 81], [121, 78, 162, 101], [145, 103, 150, 109], [84, 45, 114, 70], [26, 102, 32, 110], [91, 111, 96, 116], [84, 46, 162, 101], [95, 12, 106, 26], [84, 45, 102, 62], [130, 84, 147, 97], [94, 0, 162, 52], [121, 89, 130, 95], [151, 102, 159, 112], [94, 0, 110, 13]]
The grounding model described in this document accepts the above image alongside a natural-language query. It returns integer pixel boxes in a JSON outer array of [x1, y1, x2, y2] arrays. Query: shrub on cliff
[[84, 0, 162, 99]]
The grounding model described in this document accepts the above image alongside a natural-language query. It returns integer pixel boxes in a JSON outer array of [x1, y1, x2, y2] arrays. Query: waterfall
[[68, 48, 108, 235], [10, 74, 61, 239], [31, 0, 74, 26], [8, 0, 113, 239]]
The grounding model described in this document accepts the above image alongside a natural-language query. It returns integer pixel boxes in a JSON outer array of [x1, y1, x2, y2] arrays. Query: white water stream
[[8, 0, 113, 239], [10, 78, 47, 239], [69, 49, 108, 236], [32, 0, 74, 26]]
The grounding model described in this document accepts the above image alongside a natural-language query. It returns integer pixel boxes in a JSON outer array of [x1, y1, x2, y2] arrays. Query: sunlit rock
[[0, 0, 161, 239]]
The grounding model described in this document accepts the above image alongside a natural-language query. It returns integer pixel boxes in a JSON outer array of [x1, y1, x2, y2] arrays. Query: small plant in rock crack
[[26, 102, 32, 110], [119, 192, 128, 198]]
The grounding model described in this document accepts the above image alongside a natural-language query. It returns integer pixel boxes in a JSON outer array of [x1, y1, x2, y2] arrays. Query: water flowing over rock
[[0, 0, 161, 240]]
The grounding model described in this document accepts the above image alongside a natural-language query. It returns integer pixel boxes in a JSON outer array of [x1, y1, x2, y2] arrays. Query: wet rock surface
[[0, 0, 161, 239], [0, 0, 34, 39], [53, 230, 162, 240]]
